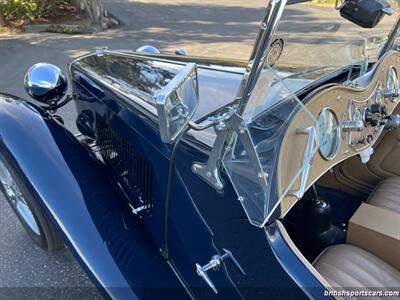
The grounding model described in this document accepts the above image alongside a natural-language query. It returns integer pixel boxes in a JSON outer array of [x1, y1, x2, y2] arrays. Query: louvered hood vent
[[96, 115, 154, 211]]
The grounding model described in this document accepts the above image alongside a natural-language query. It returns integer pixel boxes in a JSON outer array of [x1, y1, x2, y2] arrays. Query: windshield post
[[380, 15, 400, 59], [235, 0, 287, 115], [192, 0, 288, 191]]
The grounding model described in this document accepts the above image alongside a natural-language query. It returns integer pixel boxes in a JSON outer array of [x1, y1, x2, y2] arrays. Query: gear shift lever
[[312, 185, 328, 208]]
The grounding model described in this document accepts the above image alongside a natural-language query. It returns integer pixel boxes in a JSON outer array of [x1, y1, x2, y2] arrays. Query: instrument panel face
[[277, 51, 400, 215], [317, 108, 340, 160], [346, 83, 382, 151]]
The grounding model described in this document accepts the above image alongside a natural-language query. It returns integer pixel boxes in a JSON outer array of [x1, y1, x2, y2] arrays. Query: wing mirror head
[[156, 63, 199, 144], [339, 0, 393, 28], [24, 63, 68, 107]]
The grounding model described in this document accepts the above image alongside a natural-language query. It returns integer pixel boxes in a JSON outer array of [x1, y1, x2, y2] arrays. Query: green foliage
[[0, 0, 71, 23], [0, 0, 37, 21], [36, 0, 68, 18]]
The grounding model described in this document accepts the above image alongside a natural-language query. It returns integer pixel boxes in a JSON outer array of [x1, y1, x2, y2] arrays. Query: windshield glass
[[272, 2, 399, 82], [222, 2, 400, 227], [224, 66, 320, 227]]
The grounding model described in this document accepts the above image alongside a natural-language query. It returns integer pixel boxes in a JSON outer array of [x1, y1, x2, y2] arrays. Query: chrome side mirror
[[24, 63, 68, 107], [155, 63, 199, 144]]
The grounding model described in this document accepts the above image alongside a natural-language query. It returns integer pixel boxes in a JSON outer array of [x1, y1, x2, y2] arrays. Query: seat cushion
[[313, 244, 400, 289], [367, 177, 400, 214]]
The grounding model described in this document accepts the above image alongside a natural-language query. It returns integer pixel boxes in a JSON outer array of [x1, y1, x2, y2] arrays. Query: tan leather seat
[[313, 244, 400, 290], [367, 177, 400, 214]]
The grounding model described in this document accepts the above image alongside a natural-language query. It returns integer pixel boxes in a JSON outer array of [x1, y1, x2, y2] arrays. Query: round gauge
[[317, 109, 340, 160], [387, 66, 398, 91]]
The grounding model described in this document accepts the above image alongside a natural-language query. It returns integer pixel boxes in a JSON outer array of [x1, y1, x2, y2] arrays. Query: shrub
[[36, 0, 68, 18], [0, 0, 37, 22], [0, 0, 71, 23]]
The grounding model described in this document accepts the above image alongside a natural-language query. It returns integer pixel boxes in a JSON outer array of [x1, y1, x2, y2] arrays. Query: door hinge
[[195, 248, 245, 294]]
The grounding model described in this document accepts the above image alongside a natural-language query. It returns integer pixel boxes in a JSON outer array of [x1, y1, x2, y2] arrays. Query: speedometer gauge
[[317, 108, 340, 160]]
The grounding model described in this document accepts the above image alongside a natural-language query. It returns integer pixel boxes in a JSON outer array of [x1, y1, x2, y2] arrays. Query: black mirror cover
[[340, 0, 392, 28]]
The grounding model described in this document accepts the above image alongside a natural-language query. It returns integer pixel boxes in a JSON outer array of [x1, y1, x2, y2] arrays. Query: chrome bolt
[[216, 122, 226, 131]]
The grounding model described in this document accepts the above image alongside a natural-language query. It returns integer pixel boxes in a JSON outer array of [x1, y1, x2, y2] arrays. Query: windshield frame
[[193, 0, 400, 226], [380, 15, 400, 59]]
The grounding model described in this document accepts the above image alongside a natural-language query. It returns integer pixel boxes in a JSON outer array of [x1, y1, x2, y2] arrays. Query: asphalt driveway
[[0, 0, 397, 298]]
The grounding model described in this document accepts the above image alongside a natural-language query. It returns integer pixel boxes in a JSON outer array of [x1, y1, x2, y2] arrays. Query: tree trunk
[[0, 12, 5, 28], [76, 0, 119, 30], [79, 0, 107, 29]]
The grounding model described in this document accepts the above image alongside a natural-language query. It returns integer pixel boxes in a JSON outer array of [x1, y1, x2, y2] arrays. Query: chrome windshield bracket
[[191, 109, 237, 190], [288, 126, 317, 200], [192, 112, 267, 193], [192, 127, 230, 191], [196, 249, 245, 294], [189, 107, 235, 131]]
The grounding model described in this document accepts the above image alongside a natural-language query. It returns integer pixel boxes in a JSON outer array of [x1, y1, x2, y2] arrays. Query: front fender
[[0, 94, 186, 299]]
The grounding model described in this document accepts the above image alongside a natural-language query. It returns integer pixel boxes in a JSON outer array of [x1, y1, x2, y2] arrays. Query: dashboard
[[278, 51, 400, 215]]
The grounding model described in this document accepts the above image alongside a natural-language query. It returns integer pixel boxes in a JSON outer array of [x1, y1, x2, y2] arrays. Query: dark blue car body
[[0, 52, 329, 299]]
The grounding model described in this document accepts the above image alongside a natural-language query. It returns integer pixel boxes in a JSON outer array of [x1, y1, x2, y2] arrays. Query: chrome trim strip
[[167, 260, 196, 300]]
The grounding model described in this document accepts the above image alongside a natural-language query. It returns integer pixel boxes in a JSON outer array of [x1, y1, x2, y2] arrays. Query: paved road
[[0, 0, 397, 297]]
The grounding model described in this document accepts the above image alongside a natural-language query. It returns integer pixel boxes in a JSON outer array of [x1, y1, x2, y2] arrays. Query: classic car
[[1, 0, 400, 298]]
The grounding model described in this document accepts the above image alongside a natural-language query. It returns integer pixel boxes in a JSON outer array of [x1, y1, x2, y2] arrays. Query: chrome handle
[[196, 248, 245, 294], [289, 126, 317, 200]]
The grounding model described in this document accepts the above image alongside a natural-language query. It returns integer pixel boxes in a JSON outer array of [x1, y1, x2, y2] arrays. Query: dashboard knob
[[364, 104, 387, 126], [383, 88, 400, 102], [342, 120, 364, 132]]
